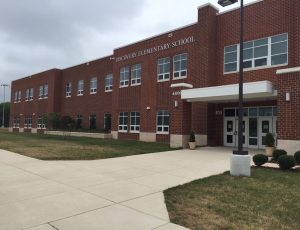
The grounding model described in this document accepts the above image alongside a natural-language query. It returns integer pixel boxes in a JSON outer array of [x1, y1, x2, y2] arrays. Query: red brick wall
[[277, 73, 300, 140]]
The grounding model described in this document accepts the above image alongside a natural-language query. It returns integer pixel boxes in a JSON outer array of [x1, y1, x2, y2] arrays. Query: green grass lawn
[[164, 167, 300, 230], [0, 129, 173, 160]]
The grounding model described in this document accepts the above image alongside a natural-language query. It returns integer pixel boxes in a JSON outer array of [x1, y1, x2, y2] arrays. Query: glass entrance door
[[224, 118, 235, 147], [259, 117, 273, 148]]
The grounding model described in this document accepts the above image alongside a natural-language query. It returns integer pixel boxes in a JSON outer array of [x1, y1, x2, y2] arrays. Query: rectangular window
[[104, 113, 112, 130], [130, 112, 140, 133], [14, 91, 18, 103], [25, 89, 29, 101], [77, 80, 84, 96], [66, 82, 72, 97], [24, 117, 32, 129], [29, 88, 33, 100], [224, 45, 238, 73], [224, 33, 288, 73], [157, 110, 169, 134], [90, 77, 97, 94], [17, 91, 21, 102], [120, 67, 129, 87], [39, 85, 48, 99], [13, 116, 20, 128], [157, 57, 170, 81], [37, 116, 46, 129], [131, 64, 141, 85], [105, 74, 113, 92], [173, 53, 187, 79], [118, 112, 128, 132]]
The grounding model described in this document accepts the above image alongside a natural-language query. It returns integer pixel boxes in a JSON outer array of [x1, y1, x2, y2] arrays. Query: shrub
[[278, 155, 296, 170], [189, 131, 195, 142], [273, 149, 287, 161], [264, 133, 275, 147], [47, 112, 61, 130], [60, 116, 75, 130], [253, 154, 268, 166], [294, 151, 300, 164]]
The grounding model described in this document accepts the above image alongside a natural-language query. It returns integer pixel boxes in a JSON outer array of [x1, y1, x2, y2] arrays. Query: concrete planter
[[45, 131, 112, 139], [265, 146, 275, 157], [188, 142, 196, 150]]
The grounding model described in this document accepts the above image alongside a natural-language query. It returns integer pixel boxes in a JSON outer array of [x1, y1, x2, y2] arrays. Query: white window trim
[[157, 57, 171, 82], [118, 112, 128, 132], [120, 67, 129, 88], [173, 53, 188, 80], [224, 33, 288, 74], [130, 112, 140, 133], [156, 111, 169, 134], [131, 64, 141, 86], [90, 77, 97, 94]]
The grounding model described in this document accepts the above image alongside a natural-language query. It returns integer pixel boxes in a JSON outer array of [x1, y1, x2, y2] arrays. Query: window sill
[[77, 94, 84, 96], [157, 79, 170, 83], [90, 92, 97, 95], [118, 130, 128, 133], [156, 132, 169, 135], [223, 63, 288, 75], [119, 85, 129, 88], [131, 83, 141, 87], [66, 96, 71, 98], [105, 90, 112, 93], [173, 76, 187, 81]]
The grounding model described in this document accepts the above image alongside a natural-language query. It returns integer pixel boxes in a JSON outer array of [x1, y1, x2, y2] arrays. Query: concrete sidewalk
[[0, 147, 233, 230]]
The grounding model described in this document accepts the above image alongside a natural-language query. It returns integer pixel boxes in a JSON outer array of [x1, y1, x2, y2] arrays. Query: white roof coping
[[276, 67, 300, 75], [170, 83, 193, 89], [197, 3, 219, 12], [181, 81, 276, 102]]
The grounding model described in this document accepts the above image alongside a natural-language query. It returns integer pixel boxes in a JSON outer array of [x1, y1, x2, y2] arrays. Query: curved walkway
[[0, 147, 233, 230]]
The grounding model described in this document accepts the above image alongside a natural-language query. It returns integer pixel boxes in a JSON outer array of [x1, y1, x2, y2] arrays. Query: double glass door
[[224, 107, 277, 149]]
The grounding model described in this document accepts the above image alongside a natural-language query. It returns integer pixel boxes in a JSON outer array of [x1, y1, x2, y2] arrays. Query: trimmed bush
[[189, 131, 195, 142], [264, 133, 275, 147], [273, 149, 287, 161], [294, 151, 300, 164], [253, 154, 268, 166], [278, 155, 296, 170]]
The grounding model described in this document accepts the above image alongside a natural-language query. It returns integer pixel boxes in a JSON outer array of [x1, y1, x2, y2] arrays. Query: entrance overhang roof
[[181, 81, 277, 103]]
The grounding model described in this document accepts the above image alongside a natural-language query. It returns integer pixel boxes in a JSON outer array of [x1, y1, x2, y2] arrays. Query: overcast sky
[[0, 0, 256, 101]]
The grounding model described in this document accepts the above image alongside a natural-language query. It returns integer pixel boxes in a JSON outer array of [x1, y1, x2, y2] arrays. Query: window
[[14, 91, 21, 103], [271, 33, 288, 66], [17, 91, 21, 102], [118, 112, 128, 132], [13, 116, 20, 128], [24, 117, 32, 129], [39, 84, 48, 99], [37, 116, 46, 129], [120, 67, 129, 87], [89, 114, 96, 129], [173, 53, 187, 79], [66, 82, 72, 97], [224, 33, 288, 73], [130, 112, 140, 133], [157, 57, 170, 81], [224, 45, 238, 72], [131, 64, 141, 85], [29, 88, 33, 100], [76, 114, 83, 129], [77, 80, 84, 96], [157, 110, 169, 134], [25, 89, 29, 101], [90, 77, 97, 94], [105, 74, 113, 92]]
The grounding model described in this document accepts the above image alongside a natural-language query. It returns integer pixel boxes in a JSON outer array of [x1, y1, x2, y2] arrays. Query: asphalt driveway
[[0, 147, 234, 230]]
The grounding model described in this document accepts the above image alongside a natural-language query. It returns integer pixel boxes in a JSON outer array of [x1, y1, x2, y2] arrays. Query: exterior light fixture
[[174, 100, 179, 107], [218, 0, 238, 7], [146, 107, 150, 110]]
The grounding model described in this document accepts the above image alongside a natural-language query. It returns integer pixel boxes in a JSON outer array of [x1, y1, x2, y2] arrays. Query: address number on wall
[[172, 91, 181, 96]]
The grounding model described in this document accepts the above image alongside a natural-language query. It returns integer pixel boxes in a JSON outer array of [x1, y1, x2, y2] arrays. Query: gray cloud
[[0, 0, 255, 101]]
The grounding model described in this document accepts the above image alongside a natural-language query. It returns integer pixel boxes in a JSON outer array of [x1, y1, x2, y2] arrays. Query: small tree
[[47, 112, 61, 130], [60, 116, 75, 131], [264, 133, 275, 147]]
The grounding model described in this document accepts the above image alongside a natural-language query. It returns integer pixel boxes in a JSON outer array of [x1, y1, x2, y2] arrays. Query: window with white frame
[[118, 112, 128, 132], [29, 88, 33, 100], [24, 117, 32, 129], [90, 77, 97, 94], [131, 64, 141, 85], [25, 89, 29, 101], [39, 84, 48, 99], [17, 91, 21, 102], [37, 116, 46, 129], [224, 33, 288, 73], [14, 91, 18, 103], [105, 74, 113, 92], [224, 45, 238, 73], [157, 57, 170, 81], [130, 112, 140, 132], [66, 82, 72, 97], [120, 67, 129, 87], [13, 116, 20, 128], [173, 53, 187, 79], [157, 110, 169, 134], [77, 80, 84, 96]]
